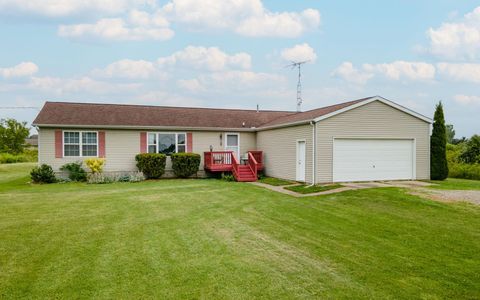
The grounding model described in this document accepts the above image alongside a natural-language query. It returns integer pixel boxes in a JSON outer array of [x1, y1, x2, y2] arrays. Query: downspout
[[308, 120, 316, 186]]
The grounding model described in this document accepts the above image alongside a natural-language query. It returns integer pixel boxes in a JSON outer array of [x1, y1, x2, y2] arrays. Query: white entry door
[[225, 133, 240, 161], [333, 139, 414, 182], [296, 140, 306, 181]]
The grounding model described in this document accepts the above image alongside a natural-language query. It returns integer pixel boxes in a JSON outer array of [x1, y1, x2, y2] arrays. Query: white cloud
[[331, 62, 373, 85], [454, 94, 480, 106], [363, 61, 435, 81], [29, 76, 140, 95], [176, 79, 205, 92], [162, 0, 320, 38], [91, 59, 164, 79], [437, 62, 480, 83], [281, 43, 317, 62], [426, 6, 480, 60], [0, 0, 152, 17], [58, 17, 174, 41], [157, 46, 251, 71], [0, 62, 39, 78]]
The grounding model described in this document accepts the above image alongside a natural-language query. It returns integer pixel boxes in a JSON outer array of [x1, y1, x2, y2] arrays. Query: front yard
[[1, 163, 479, 299]]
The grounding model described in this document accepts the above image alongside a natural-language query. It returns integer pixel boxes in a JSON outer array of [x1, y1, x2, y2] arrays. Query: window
[[147, 132, 186, 155], [64, 131, 97, 157]]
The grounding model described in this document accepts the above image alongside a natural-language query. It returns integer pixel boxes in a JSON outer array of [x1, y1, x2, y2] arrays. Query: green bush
[[135, 153, 166, 179], [448, 163, 480, 180], [221, 173, 235, 182], [30, 164, 56, 183], [430, 101, 448, 180], [0, 149, 37, 164], [60, 162, 87, 182], [87, 172, 145, 184], [171, 153, 201, 178]]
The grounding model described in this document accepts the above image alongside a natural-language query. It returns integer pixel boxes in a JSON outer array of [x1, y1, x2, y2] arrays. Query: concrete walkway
[[250, 180, 433, 198]]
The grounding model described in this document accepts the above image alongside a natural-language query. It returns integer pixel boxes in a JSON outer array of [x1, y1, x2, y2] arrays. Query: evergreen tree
[[430, 102, 448, 180]]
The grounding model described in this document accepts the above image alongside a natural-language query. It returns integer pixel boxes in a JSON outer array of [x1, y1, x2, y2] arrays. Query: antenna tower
[[286, 60, 309, 112]]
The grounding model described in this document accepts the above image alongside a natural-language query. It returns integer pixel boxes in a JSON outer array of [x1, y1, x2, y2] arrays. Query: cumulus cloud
[[454, 94, 480, 106], [331, 62, 373, 85], [91, 59, 164, 79], [426, 6, 480, 60], [0, 62, 39, 78], [29, 76, 140, 95], [58, 16, 174, 41], [162, 0, 320, 38], [157, 46, 251, 71], [176, 78, 205, 92], [0, 0, 151, 17], [281, 43, 317, 62], [437, 62, 480, 83], [363, 61, 436, 81]]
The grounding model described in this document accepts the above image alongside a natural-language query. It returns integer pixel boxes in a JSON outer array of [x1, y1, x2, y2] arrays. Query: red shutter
[[187, 132, 193, 152], [98, 131, 106, 158], [55, 130, 63, 158], [140, 132, 147, 153]]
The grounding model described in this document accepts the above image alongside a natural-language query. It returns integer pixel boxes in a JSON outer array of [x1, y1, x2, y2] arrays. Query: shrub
[[30, 164, 56, 183], [60, 162, 87, 182], [0, 149, 37, 164], [85, 158, 105, 173], [171, 153, 201, 178], [430, 101, 448, 180], [221, 172, 235, 182], [448, 163, 480, 180], [135, 153, 166, 179], [87, 172, 145, 184]]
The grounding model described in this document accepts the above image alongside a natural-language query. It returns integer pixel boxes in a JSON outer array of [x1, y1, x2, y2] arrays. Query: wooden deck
[[204, 151, 263, 181]]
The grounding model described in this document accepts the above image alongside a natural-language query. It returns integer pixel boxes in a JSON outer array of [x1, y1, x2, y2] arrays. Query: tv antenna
[[286, 60, 309, 112]]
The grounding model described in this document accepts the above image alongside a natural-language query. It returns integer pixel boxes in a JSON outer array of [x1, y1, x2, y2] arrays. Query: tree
[[430, 101, 448, 180], [459, 135, 480, 164], [0, 119, 30, 154], [445, 124, 455, 144]]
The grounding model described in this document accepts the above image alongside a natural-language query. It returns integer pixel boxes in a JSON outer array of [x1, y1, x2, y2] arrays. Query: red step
[[234, 165, 257, 182]]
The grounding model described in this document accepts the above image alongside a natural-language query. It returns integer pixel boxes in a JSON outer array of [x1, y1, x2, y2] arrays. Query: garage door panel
[[333, 139, 414, 182]]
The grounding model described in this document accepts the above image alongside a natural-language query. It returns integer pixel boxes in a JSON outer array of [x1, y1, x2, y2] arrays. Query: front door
[[225, 133, 240, 162], [296, 140, 306, 181]]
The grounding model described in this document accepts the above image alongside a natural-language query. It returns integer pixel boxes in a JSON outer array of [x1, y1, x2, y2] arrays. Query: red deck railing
[[204, 150, 263, 173]]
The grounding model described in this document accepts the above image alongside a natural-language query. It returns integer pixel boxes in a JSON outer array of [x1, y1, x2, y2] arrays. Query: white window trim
[[147, 132, 187, 155], [62, 130, 99, 158]]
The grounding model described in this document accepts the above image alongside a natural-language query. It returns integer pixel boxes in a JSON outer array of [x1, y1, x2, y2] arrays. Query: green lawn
[[285, 184, 343, 194], [429, 178, 480, 190], [1, 163, 480, 299], [257, 176, 294, 186]]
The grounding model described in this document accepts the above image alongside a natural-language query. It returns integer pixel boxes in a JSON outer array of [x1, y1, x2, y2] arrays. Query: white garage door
[[333, 139, 414, 182]]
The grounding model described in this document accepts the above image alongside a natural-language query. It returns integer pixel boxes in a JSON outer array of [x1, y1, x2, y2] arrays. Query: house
[[32, 96, 432, 183]]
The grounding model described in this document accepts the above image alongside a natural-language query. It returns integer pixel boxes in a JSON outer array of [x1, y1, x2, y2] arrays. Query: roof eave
[[33, 123, 258, 132]]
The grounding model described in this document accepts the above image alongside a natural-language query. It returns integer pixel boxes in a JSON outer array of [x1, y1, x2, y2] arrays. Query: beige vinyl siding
[[257, 124, 312, 183], [39, 128, 140, 172], [39, 128, 257, 172], [316, 100, 430, 183]]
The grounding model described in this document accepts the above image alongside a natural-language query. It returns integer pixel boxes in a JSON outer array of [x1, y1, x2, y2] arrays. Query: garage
[[333, 138, 415, 182]]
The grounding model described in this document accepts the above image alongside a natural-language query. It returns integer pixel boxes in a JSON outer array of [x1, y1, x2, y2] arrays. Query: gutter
[[308, 120, 316, 186]]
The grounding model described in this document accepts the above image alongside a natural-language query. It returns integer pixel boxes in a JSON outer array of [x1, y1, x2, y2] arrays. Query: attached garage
[[332, 138, 415, 182]]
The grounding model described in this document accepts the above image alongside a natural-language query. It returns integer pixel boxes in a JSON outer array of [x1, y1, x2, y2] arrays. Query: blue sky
[[0, 0, 479, 136]]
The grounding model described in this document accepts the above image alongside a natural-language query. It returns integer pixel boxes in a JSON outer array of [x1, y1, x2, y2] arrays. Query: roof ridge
[[44, 101, 297, 114]]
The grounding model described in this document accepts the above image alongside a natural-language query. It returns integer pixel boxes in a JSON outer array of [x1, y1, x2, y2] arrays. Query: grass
[[429, 178, 480, 190], [285, 183, 343, 194], [1, 163, 480, 299], [258, 176, 294, 186]]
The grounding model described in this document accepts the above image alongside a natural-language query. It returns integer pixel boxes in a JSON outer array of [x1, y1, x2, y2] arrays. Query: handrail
[[248, 150, 262, 165], [247, 152, 258, 178], [231, 152, 239, 179]]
